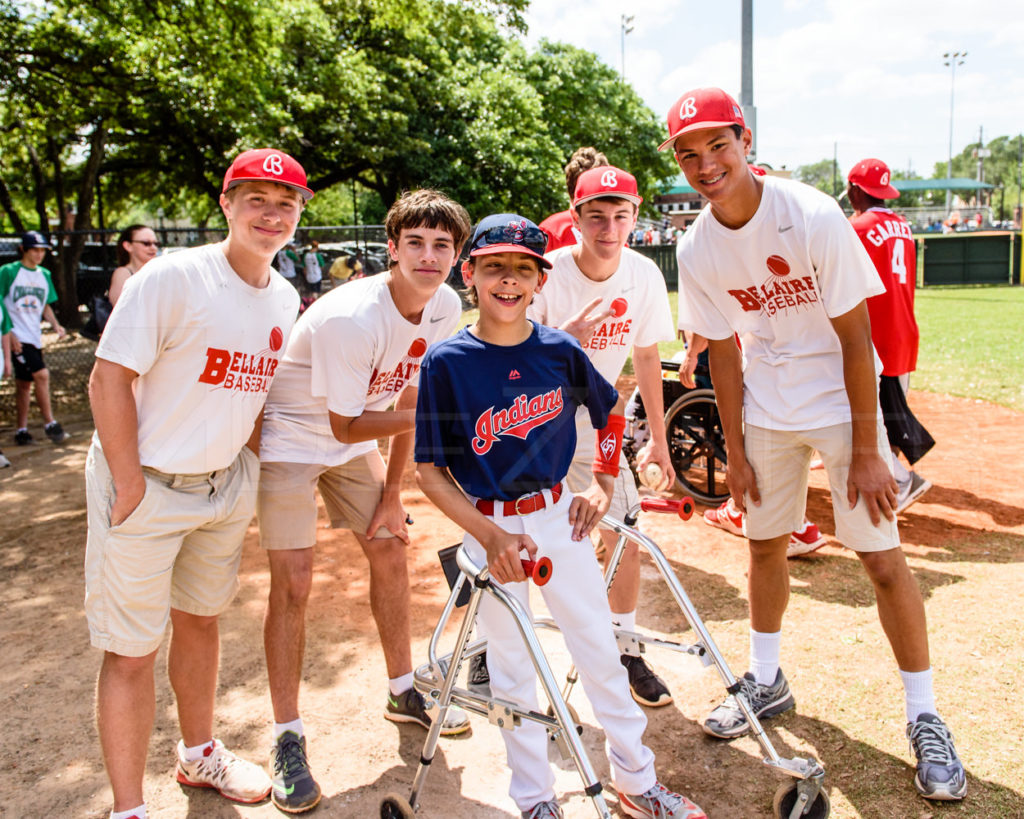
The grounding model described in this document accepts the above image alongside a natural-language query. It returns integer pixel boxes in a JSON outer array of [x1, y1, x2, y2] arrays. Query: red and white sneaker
[[175, 739, 271, 804], [619, 782, 706, 818], [702, 499, 744, 536], [788, 521, 826, 557]]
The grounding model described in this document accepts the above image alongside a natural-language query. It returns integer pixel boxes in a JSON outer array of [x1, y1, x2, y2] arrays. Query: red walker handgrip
[[521, 556, 553, 586], [639, 497, 695, 521]]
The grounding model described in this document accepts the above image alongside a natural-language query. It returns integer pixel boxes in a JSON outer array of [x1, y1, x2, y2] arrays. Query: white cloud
[[522, 0, 1024, 175]]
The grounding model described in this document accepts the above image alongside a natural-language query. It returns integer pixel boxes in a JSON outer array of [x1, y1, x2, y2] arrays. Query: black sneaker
[[270, 731, 322, 814], [621, 654, 673, 707], [468, 651, 492, 697], [44, 421, 69, 443], [14, 429, 32, 446], [703, 669, 795, 738], [385, 689, 470, 736]]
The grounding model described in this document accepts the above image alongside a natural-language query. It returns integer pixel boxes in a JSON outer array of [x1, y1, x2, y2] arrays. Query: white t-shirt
[[303, 251, 322, 284], [528, 246, 675, 385], [0, 263, 56, 347], [260, 274, 462, 466], [676, 175, 885, 431], [96, 243, 300, 473]]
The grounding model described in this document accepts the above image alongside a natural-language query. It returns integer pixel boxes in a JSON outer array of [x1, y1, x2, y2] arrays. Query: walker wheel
[[545, 702, 583, 737], [772, 780, 830, 819], [380, 792, 416, 818]]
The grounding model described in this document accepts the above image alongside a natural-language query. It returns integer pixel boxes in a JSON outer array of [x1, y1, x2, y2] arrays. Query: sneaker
[[0, 450, 10, 469], [702, 499, 743, 536], [175, 738, 272, 804], [621, 654, 673, 707], [907, 713, 967, 800], [897, 472, 932, 514], [270, 731, 322, 813], [468, 651, 492, 697], [522, 799, 563, 819], [619, 782, 706, 819], [385, 688, 471, 736], [14, 429, 32, 446], [44, 421, 69, 443], [703, 669, 795, 739], [788, 521, 826, 557]]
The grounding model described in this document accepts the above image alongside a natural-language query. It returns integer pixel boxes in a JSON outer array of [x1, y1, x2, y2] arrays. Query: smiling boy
[[256, 189, 471, 813], [664, 87, 965, 802], [85, 148, 307, 819], [414, 213, 704, 819]]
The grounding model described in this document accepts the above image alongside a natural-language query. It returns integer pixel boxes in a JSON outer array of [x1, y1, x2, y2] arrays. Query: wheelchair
[[380, 498, 829, 819], [623, 359, 728, 505]]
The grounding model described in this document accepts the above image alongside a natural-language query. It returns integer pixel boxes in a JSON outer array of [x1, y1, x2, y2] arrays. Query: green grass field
[[464, 285, 1023, 411]]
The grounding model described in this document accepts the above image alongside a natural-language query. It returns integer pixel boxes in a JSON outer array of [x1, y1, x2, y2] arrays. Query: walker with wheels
[[380, 497, 829, 819]]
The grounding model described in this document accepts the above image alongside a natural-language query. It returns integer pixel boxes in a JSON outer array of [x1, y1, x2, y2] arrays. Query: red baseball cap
[[847, 158, 899, 199], [222, 148, 314, 201], [658, 87, 745, 152], [572, 166, 643, 208]]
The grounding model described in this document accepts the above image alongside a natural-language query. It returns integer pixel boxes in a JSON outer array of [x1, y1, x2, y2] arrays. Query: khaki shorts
[[257, 451, 390, 550], [566, 426, 638, 524], [743, 421, 899, 552], [84, 443, 260, 657]]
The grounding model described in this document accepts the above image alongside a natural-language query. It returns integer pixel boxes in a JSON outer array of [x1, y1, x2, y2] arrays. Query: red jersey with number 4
[[850, 207, 918, 376]]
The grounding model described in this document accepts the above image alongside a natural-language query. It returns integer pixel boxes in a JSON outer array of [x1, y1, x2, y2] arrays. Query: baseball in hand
[[639, 462, 664, 489]]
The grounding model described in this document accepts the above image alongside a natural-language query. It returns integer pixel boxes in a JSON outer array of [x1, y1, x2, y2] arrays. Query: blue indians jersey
[[415, 323, 618, 501]]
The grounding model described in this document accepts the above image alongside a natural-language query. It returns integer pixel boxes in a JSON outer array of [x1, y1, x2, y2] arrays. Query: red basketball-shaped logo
[[408, 338, 427, 358], [269, 326, 283, 351], [610, 298, 628, 317], [766, 255, 790, 277]]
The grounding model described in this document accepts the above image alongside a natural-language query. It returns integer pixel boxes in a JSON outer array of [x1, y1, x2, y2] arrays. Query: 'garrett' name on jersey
[[863, 218, 914, 247], [473, 388, 564, 455]]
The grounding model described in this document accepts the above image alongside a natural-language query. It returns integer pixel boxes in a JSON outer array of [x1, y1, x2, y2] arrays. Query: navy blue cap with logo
[[469, 213, 552, 270], [21, 231, 52, 250]]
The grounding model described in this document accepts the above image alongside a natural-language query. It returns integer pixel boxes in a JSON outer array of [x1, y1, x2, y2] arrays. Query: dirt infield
[[1, 390, 1022, 818]]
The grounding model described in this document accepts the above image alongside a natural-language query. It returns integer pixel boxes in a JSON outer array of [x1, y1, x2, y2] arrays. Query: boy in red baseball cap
[[85, 148, 307, 819], [846, 158, 935, 514], [663, 88, 965, 802]]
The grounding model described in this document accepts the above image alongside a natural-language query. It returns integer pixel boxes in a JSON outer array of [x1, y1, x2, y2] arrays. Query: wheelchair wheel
[[664, 389, 728, 505], [380, 792, 416, 818], [772, 780, 830, 818]]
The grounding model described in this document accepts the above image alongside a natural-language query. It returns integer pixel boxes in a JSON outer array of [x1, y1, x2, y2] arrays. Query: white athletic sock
[[750, 629, 781, 686], [182, 739, 214, 761], [274, 718, 304, 739], [900, 668, 937, 723], [111, 806, 146, 819], [611, 609, 637, 633], [389, 672, 415, 696]]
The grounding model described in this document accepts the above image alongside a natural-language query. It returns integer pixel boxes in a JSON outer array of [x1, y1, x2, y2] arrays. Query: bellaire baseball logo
[[584, 298, 631, 351], [726, 255, 821, 318], [197, 327, 285, 393], [472, 388, 564, 455], [367, 338, 427, 398]]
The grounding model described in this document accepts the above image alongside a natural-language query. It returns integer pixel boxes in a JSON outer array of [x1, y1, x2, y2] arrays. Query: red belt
[[476, 483, 563, 517]]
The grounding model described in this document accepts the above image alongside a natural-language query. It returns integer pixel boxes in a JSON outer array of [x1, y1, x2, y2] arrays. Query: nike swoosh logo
[[388, 695, 399, 708], [429, 315, 448, 323], [283, 784, 296, 795], [778, 225, 794, 233], [620, 286, 635, 293]]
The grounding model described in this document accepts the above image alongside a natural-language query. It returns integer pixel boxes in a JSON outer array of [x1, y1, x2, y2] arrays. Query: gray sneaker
[[522, 800, 563, 819], [703, 669, 795, 739], [270, 731, 322, 813], [907, 713, 966, 800], [385, 688, 470, 736], [619, 782, 706, 818], [897, 472, 932, 513]]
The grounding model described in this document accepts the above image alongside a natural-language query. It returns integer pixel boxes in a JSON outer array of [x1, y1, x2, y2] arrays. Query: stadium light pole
[[943, 50, 966, 215], [620, 15, 634, 82]]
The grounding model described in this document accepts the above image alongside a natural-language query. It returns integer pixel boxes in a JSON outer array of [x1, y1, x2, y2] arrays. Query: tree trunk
[[47, 137, 68, 236], [25, 141, 49, 232], [56, 123, 107, 327], [0, 174, 25, 233]]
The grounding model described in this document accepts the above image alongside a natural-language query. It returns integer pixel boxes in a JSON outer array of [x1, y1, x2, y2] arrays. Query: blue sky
[[523, 0, 1024, 179]]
